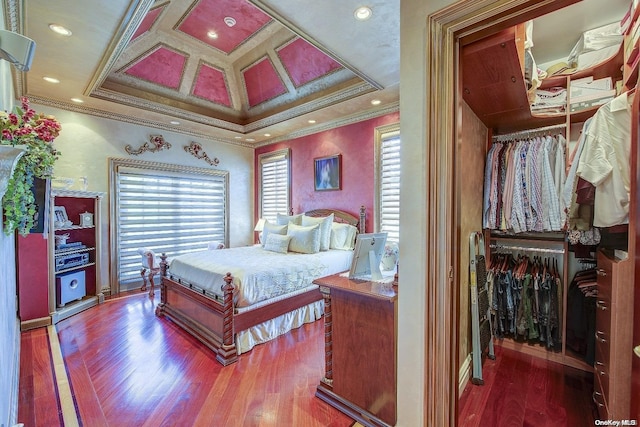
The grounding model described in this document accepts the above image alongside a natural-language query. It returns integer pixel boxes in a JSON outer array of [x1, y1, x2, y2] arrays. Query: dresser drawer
[[594, 341, 610, 400], [593, 369, 610, 420], [594, 293, 611, 344], [594, 251, 634, 420]]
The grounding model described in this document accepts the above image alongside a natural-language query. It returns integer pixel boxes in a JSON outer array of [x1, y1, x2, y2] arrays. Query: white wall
[[398, 0, 453, 425], [33, 104, 255, 292], [0, 8, 20, 427]]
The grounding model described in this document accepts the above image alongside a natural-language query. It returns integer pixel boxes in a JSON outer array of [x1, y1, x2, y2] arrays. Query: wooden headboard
[[303, 205, 366, 234]]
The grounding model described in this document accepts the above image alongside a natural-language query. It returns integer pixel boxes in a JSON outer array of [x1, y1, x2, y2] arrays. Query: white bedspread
[[168, 245, 352, 308]]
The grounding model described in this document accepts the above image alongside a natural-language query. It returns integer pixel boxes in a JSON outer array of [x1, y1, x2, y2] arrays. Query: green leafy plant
[[1, 97, 61, 235]]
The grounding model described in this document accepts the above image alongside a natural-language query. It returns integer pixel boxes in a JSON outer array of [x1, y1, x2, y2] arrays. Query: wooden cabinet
[[462, 23, 623, 135], [314, 273, 397, 427], [49, 190, 105, 324], [593, 250, 634, 419]]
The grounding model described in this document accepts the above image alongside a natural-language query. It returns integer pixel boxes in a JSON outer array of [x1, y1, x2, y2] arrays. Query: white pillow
[[276, 213, 302, 226], [262, 220, 287, 247], [330, 223, 358, 250], [263, 233, 291, 254], [301, 213, 334, 251], [287, 223, 321, 254]]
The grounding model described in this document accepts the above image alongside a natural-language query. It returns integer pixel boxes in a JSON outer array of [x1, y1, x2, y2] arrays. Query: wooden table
[[314, 273, 397, 427]]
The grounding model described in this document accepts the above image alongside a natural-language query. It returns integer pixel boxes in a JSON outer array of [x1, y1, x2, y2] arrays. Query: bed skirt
[[236, 300, 324, 354]]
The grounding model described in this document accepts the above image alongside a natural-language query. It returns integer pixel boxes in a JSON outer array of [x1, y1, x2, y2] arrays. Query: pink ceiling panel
[[177, 0, 271, 54], [243, 57, 287, 107], [277, 38, 343, 87], [125, 46, 187, 89], [192, 63, 231, 107], [130, 5, 164, 42]]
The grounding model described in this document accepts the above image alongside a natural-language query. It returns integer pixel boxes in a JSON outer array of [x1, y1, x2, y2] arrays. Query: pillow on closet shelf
[[276, 213, 302, 226], [330, 222, 358, 250], [261, 220, 287, 248], [287, 223, 321, 254], [263, 233, 291, 254], [301, 213, 334, 251]]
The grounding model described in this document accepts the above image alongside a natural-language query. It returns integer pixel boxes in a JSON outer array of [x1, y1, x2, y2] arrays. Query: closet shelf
[[462, 25, 623, 134], [489, 231, 566, 242]]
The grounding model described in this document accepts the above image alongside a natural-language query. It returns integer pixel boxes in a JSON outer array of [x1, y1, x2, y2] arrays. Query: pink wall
[[255, 112, 399, 232]]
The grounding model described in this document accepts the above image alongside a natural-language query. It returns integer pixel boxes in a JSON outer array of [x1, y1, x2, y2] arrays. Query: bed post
[[319, 286, 333, 387], [159, 253, 168, 277], [359, 205, 366, 233], [156, 253, 169, 315], [216, 272, 238, 365]]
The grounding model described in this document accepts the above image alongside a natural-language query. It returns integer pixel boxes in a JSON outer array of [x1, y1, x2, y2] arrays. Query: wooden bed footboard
[[155, 253, 323, 365], [154, 206, 364, 365]]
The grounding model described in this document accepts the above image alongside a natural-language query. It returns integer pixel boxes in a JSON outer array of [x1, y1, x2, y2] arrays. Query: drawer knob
[[592, 391, 605, 407], [596, 300, 608, 311], [595, 330, 607, 344]]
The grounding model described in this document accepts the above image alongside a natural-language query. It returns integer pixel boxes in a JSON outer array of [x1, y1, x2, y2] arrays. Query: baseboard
[[458, 353, 472, 397], [20, 316, 51, 331], [9, 318, 20, 427]]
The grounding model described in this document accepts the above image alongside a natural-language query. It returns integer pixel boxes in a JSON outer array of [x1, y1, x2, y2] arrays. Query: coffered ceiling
[[4, 0, 400, 147]]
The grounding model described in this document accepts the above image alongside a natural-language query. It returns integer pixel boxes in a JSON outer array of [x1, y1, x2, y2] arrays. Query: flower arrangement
[[1, 97, 61, 235]]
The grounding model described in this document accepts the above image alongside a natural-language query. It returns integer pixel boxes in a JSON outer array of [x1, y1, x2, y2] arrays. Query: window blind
[[379, 133, 401, 243], [259, 149, 290, 222], [113, 162, 228, 289]]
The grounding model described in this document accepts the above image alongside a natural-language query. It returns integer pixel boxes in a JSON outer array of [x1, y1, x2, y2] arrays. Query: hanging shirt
[[540, 135, 562, 231], [563, 118, 593, 229], [576, 92, 632, 227]]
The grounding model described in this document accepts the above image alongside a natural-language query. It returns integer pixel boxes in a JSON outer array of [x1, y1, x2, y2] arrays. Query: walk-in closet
[[456, 0, 639, 423]]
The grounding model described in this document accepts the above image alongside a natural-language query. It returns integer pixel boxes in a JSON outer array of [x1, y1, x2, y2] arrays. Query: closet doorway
[[424, 0, 635, 425]]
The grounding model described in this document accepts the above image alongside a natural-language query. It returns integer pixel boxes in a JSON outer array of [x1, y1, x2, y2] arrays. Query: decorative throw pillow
[[287, 223, 321, 254], [301, 213, 334, 251], [262, 220, 287, 247], [330, 222, 358, 250], [276, 213, 302, 226], [263, 233, 291, 254]]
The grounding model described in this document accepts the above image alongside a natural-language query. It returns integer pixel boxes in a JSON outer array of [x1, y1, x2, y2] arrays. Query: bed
[[155, 207, 365, 365]]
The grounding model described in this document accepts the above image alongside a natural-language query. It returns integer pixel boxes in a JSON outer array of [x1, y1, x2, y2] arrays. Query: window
[[375, 124, 400, 243], [110, 158, 229, 292], [258, 149, 291, 222]]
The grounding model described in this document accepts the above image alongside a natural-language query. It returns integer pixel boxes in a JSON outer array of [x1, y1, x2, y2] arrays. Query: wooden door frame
[[425, 1, 580, 425]]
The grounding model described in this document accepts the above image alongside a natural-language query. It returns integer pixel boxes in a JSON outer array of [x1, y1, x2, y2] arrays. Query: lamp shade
[[254, 218, 266, 232]]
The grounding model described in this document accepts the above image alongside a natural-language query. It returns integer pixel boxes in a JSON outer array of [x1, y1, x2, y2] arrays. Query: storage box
[[569, 92, 616, 112], [57, 270, 86, 307], [570, 77, 615, 104]]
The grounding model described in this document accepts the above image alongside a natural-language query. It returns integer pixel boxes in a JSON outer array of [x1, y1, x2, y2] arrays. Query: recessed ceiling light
[[170, 120, 180, 125], [246, 138, 255, 142], [48, 24, 72, 36], [354, 6, 372, 21], [70, 98, 84, 103], [308, 119, 316, 124], [264, 133, 271, 137], [234, 136, 242, 139], [43, 76, 60, 84], [224, 17, 236, 27], [371, 99, 381, 105], [207, 30, 218, 39]]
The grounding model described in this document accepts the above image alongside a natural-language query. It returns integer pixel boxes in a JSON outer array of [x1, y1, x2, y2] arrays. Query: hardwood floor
[[18, 292, 353, 427], [18, 292, 598, 426], [458, 344, 598, 427]]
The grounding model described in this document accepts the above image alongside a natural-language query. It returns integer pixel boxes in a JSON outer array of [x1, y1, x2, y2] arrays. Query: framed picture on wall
[[314, 154, 341, 191]]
